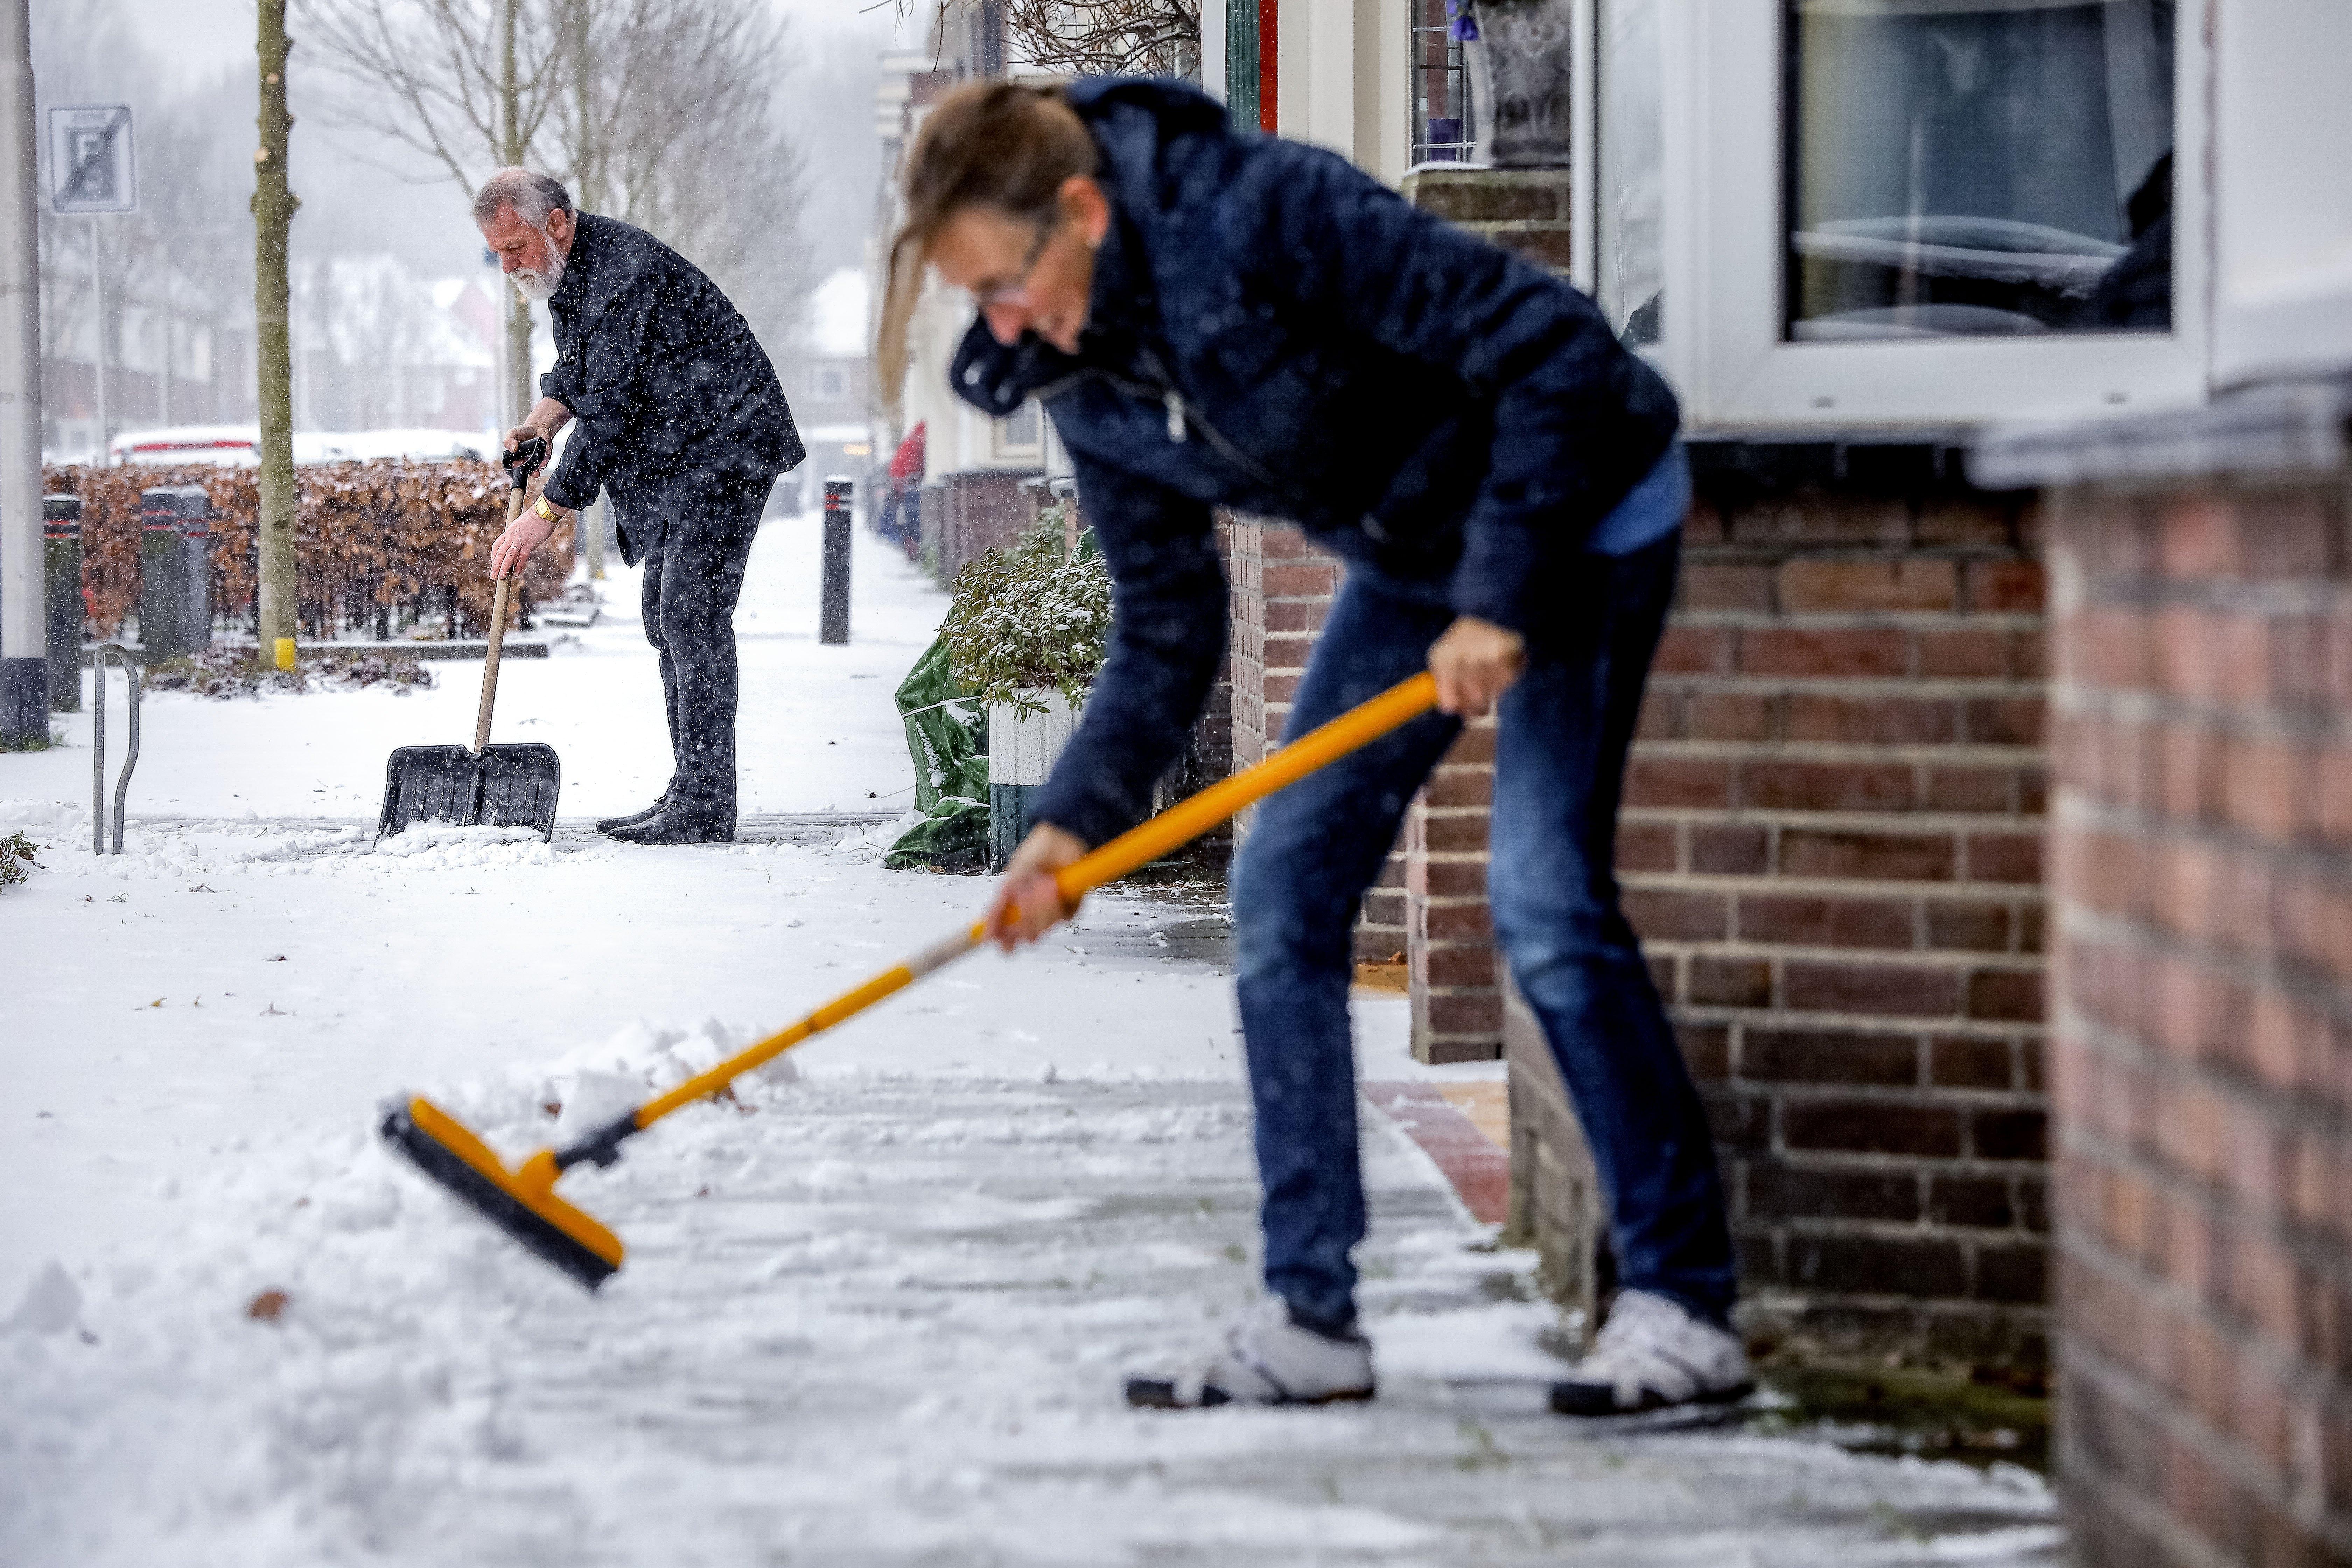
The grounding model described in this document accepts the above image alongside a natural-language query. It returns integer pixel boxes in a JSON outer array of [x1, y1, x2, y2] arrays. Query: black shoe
[[606, 809, 735, 845], [595, 796, 668, 835]]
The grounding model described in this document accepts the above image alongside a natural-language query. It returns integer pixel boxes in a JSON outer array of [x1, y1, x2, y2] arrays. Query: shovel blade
[[379, 744, 562, 840]]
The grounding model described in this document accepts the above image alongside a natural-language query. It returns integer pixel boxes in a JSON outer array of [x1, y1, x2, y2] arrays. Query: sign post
[[47, 103, 134, 464]]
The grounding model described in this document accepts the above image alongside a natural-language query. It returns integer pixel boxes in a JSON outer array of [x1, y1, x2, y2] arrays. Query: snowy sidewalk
[[0, 818, 2062, 1565], [3, 1069, 2058, 1566]]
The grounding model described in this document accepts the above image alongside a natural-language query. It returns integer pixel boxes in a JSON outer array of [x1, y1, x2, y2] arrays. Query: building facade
[[873, 14, 1057, 583]]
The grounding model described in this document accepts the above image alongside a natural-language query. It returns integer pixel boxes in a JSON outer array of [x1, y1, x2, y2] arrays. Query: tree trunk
[[572, 0, 601, 581], [500, 0, 532, 429], [571, 0, 597, 211], [254, 0, 299, 650], [506, 290, 531, 431]]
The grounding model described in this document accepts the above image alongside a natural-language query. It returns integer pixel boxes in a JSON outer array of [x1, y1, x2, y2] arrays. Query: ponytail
[[876, 82, 1098, 416]]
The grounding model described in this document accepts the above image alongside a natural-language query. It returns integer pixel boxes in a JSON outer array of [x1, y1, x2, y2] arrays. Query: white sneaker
[[1127, 1297, 1377, 1408], [1549, 1289, 1753, 1417]]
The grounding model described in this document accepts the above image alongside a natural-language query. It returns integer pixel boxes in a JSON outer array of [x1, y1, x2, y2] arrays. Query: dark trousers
[[1229, 532, 1737, 1332], [637, 493, 762, 824]]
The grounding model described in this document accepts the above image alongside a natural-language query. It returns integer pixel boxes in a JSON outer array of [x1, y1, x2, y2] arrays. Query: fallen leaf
[[247, 1289, 290, 1322]]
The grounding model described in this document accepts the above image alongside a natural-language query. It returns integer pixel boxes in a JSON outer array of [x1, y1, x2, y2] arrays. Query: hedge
[[41, 461, 577, 644]]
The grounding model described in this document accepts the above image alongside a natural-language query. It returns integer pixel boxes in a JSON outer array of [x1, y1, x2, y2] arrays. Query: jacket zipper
[[1132, 346, 1304, 505], [1031, 350, 1310, 512]]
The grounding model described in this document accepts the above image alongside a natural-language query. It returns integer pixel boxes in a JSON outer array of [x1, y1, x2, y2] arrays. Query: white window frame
[[2210, 0, 2352, 388], [1576, 0, 2212, 428], [992, 399, 1043, 462]]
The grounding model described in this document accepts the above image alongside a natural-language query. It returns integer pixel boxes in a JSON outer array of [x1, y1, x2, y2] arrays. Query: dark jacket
[[539, 213, 803, 561], [949, 78, 1679, 848]]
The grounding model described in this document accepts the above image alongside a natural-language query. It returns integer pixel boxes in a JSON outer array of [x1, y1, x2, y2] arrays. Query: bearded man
[[477, 168, 804, 844]]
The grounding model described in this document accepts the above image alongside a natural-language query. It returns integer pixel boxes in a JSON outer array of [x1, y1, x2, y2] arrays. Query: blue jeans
[[1230, 528, 1737, 1331]]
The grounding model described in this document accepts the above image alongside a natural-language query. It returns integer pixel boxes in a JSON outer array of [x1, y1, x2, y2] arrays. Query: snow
[[807, 266, 872, 359], [11, 509, 943, 820], [0, 509, 2060, 1562]]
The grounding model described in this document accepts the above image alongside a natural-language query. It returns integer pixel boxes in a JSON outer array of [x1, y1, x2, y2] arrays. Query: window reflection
[[1598, 0, 1664, 344], [1786, 0, 2175, 341]]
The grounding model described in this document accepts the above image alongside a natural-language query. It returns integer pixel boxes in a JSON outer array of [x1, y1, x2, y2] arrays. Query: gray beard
[[508, 242, 565, 302]]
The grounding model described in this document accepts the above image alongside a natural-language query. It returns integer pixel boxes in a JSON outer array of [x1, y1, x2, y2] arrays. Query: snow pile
[[0, 796, 83, 840]]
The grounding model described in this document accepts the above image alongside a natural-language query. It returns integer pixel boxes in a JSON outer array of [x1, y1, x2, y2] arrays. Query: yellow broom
[[382, 672, 1441, 1287]]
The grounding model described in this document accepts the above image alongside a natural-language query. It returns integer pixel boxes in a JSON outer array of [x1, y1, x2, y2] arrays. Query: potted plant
[[938, 505, 1113, 869]]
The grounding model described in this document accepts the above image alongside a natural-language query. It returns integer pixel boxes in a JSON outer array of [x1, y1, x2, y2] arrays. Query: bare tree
[[257, 0, 298, 652], [1001, 0, 1200, 79], [296, 0, 811, 421], [546, 0, 811, 350], [295, 0, 568, 427]]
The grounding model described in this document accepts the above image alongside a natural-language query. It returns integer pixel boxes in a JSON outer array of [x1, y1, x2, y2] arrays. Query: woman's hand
[[986, 822, 1089, 951], [1428, 615, 1527, 717]]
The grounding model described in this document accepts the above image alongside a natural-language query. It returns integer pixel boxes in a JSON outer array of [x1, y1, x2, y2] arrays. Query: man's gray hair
[[472, 168, 574, 230]]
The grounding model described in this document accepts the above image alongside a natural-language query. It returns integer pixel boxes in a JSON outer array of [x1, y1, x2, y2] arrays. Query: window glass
[[1597, 0, 1665, 344], [997, 398, 1041, 454], [1787, 0, 2175, 340], [1412, 0, 1473, 164]]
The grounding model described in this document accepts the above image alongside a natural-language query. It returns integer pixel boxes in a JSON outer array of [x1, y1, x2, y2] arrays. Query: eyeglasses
[[974, 214, 1062, 310]]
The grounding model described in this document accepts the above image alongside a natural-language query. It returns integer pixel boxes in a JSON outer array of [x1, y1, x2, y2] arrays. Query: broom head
[[381, 1095, 623, 1289]]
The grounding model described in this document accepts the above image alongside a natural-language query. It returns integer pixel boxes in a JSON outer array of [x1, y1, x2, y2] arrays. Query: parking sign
[[48, 105, 136, 215]]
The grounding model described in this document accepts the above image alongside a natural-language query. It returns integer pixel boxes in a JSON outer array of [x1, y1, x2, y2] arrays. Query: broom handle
[[570, 671, 1440, 1159], [1051, 671, 1438, 905], [473, 488, 525, 753]]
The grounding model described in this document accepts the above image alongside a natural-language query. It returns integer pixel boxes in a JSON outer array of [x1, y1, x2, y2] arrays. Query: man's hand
[[502, 397, 573, 466], [1429, 615, 1527, 718], [490, 506, 561, 581], [986, 822, 1089, 951]]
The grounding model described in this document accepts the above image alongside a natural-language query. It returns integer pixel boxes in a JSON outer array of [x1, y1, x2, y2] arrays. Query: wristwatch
[[534, 495, 562, 522]]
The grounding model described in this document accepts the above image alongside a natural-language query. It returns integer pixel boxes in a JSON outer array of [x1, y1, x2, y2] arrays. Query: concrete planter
[[986, 691, 1083, 871]]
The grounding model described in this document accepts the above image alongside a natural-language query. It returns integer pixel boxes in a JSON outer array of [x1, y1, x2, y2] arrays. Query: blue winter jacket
[[950, 78, 1679, 849]]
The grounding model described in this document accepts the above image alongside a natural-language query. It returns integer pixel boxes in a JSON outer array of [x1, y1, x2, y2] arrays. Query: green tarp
[[884, 635, 990, 870]]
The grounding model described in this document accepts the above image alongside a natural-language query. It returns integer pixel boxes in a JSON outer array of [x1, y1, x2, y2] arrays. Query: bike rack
[[91, 644, 140, 855]]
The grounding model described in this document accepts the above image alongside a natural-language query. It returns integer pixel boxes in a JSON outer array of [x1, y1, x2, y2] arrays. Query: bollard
[[136, 485, 211, 659], [180, 498, 214, 652], [43, 495, 81, 712], [821, 477, 852, 646]]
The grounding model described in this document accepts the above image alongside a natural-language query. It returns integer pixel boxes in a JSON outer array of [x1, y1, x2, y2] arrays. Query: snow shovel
[[376, 437, 562, 841], [382, 670, 1443, 1289]]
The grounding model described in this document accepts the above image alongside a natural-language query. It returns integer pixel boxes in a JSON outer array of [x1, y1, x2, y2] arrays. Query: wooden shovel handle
[[474, 487, 524, 753]]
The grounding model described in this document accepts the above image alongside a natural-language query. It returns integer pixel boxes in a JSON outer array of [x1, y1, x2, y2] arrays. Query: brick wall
[[1213, 168, 1575, 1056], [1508, 444, 2054, 1366], [2026, 440, 2352, 1565], [1406, 714, 1504, 1061], [1225, 516, 1410, 961], [1224, 514, 1504, 1055], [923, 470, 1041, 584]]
